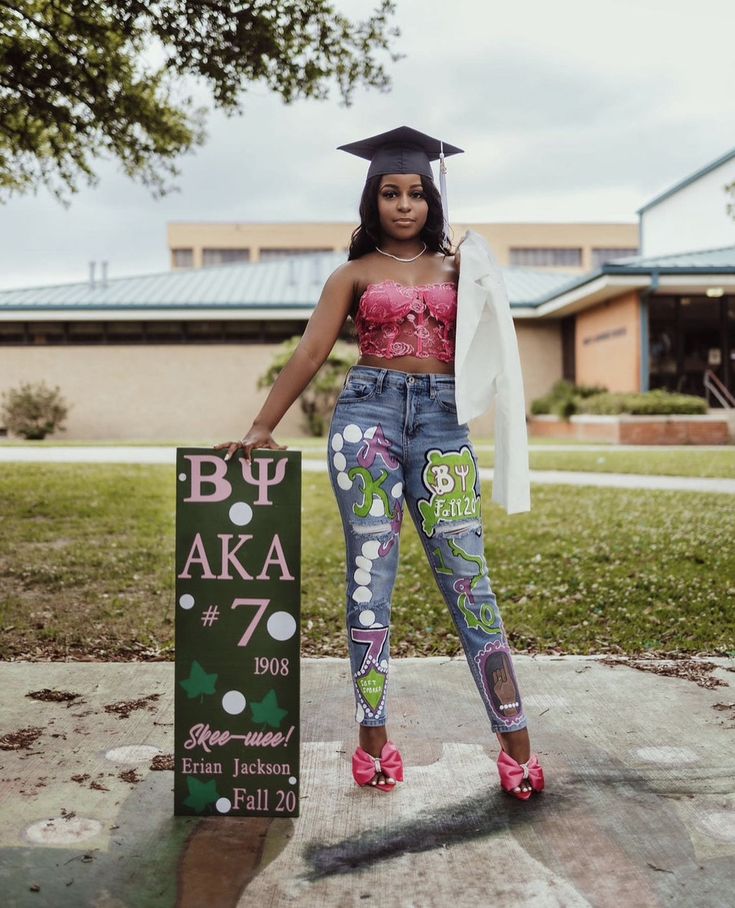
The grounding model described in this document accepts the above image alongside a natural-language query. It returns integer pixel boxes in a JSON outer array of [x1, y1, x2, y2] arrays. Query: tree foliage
[[258, 335, 357, 436], [0, 0, 401, 204]]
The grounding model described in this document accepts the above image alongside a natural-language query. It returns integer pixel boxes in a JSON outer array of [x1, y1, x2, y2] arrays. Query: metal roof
[[601, 244, 735, 270], [529, 243, 735, 307], [0, 252, 577, 313], [4, 243, 731, 317], [637, 145, 735, 214], [500, 267, 579, 305], [0, 252, 347, 311]]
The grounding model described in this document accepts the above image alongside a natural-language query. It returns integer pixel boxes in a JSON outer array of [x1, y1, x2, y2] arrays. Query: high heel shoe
[[352, 741, 404, 792], [496, 749, 544, 800]]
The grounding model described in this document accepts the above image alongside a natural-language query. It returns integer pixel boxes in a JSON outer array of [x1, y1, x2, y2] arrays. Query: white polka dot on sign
[[267, 611, 297, 641], [178, 473, 187, 481], [355, 556, 373, 572], [25, 816, 102, 845], [333, 452, 347, 471], [356, 704, 365, 722], [369, 498, 385, 517], [380, 659, 388, 670], [391, 482, 403, 498], [222, 690, 247, 715], [289, 776, 297, 785], [358, 609, 375, 626], [216, 798, 232, 814], [229, 501, 253, 526], [105, 745, 161, 764], [364, 426, 377, 438], [353, 568, 371, 585], [371, 623, 382, 629], [331, 433, 344, 452], [352, 586, 372, 604], [343, 424, 362, 443], [337, 472, 353, 490], [179, 594, 195, 610], [362, 540, 381, 559]]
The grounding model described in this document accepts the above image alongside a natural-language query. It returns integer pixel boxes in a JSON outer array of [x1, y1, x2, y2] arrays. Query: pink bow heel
[[497, 749, 545, 800], [352, 741, 404, 792]]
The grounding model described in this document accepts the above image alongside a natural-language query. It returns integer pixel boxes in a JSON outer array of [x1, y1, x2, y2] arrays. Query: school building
[[1, 146, 734, 441]]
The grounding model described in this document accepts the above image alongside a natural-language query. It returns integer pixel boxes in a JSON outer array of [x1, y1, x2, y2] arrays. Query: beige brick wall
[[0, 345, 306, 441], [168, 221, 639, 272], [0, 322, 559, 441], [575, 291, 641, 392]]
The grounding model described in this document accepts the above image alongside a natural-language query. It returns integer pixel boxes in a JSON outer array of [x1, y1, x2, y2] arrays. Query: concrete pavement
[[1, 655, 734, 907]]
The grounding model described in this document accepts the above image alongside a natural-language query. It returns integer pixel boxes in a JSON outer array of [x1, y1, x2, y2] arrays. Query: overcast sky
[[2, 0, 734, 290]]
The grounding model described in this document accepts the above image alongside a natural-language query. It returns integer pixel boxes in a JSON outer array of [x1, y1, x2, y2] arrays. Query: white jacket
[[454, 229, 531, 515]]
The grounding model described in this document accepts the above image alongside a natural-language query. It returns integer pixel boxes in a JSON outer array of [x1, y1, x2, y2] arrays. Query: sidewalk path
[[1, 656, 733, 907], [2, 446, 734, 495]]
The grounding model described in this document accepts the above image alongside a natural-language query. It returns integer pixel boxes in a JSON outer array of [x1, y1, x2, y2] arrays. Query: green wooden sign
[[174, 448, 301, 817]]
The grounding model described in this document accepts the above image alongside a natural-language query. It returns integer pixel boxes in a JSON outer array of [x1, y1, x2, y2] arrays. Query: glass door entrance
[[648, 294, 733, 404]]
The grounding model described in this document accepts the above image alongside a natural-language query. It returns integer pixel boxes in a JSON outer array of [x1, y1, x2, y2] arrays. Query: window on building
[[223, 321, 264, 341], [172, 248, 194, 268], [0, 318, 351, 345], [509, 247, 583, 267], [648, 297, 678, 391], [106, 321, 145, 343], [201, 248, 251, 266], [28, 322, 66, 345], [591, 247, 639, 268], [259, 248, 333, 261], [0, 322, 26, 343], [145, 321, 186, 343], [67, 322, 105, 344]]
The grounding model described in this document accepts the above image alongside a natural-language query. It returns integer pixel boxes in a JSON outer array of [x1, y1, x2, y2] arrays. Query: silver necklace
[[375, 242, 427, 263]]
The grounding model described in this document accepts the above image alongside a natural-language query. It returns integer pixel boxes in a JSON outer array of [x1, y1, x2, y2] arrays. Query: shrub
[[578, 389, 707, 416], [530, 379, 608, 418], [1, 381, 69, 439], [258, 337, 358, 436], [531, 380, 708, 420]]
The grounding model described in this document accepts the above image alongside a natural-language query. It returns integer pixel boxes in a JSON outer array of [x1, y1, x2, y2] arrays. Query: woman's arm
[[215, 263, 356, 460]]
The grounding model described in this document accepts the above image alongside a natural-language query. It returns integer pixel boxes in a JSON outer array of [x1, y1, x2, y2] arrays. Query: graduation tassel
[[439, 140, 449, 245]]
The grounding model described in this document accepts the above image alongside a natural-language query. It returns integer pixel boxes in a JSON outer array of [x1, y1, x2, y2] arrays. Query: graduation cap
[[338, 126, 464, 242]]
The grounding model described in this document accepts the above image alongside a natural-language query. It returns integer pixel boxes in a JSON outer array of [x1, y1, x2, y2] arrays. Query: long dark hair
[[347, 173, 454, 260]]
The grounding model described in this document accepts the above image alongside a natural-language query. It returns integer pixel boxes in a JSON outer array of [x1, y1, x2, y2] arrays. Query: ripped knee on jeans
[[350, 520, 394, 536], [433, 518, 482, 538]]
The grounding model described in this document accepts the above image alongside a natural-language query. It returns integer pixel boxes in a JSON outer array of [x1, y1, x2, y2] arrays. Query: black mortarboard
[[338, 126, 464, 241], [338, 126, 463, 180]]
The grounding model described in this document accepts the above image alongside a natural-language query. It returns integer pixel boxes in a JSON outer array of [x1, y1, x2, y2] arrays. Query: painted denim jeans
[[326, 365, 528, 735]]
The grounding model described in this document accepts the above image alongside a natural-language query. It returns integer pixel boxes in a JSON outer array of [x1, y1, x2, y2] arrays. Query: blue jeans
[[326, 365, 528, 735]]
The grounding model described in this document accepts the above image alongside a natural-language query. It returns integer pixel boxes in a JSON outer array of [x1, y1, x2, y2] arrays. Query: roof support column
[[639, 269, 659, 392]]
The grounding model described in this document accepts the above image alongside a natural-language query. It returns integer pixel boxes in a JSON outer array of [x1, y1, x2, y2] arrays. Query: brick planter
[[528, 414, 733, 445]]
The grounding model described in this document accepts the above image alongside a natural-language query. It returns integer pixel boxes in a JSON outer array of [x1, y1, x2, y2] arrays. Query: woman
[[215, 126, 544, 800]]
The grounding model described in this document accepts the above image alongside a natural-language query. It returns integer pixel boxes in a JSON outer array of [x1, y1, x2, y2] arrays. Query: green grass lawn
[[3, 436, 733, 478], [1, 463, 733, 661], [294, 439, 735, 479]]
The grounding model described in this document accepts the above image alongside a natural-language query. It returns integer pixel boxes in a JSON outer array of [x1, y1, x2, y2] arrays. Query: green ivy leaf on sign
[[183, 777, 219, 813], [179, 660, 218, 699], [250, 689, 288, 728]]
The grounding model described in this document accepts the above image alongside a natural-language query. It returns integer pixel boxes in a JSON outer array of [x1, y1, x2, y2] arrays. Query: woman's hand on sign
[[213, 422, 288, 462]]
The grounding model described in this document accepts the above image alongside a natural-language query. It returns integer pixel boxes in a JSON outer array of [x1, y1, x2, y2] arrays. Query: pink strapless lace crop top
[[354, 280, 458, 362]]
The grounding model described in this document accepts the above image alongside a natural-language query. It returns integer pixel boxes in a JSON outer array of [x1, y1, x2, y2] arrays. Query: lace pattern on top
[[355, 280, 457, 363]]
